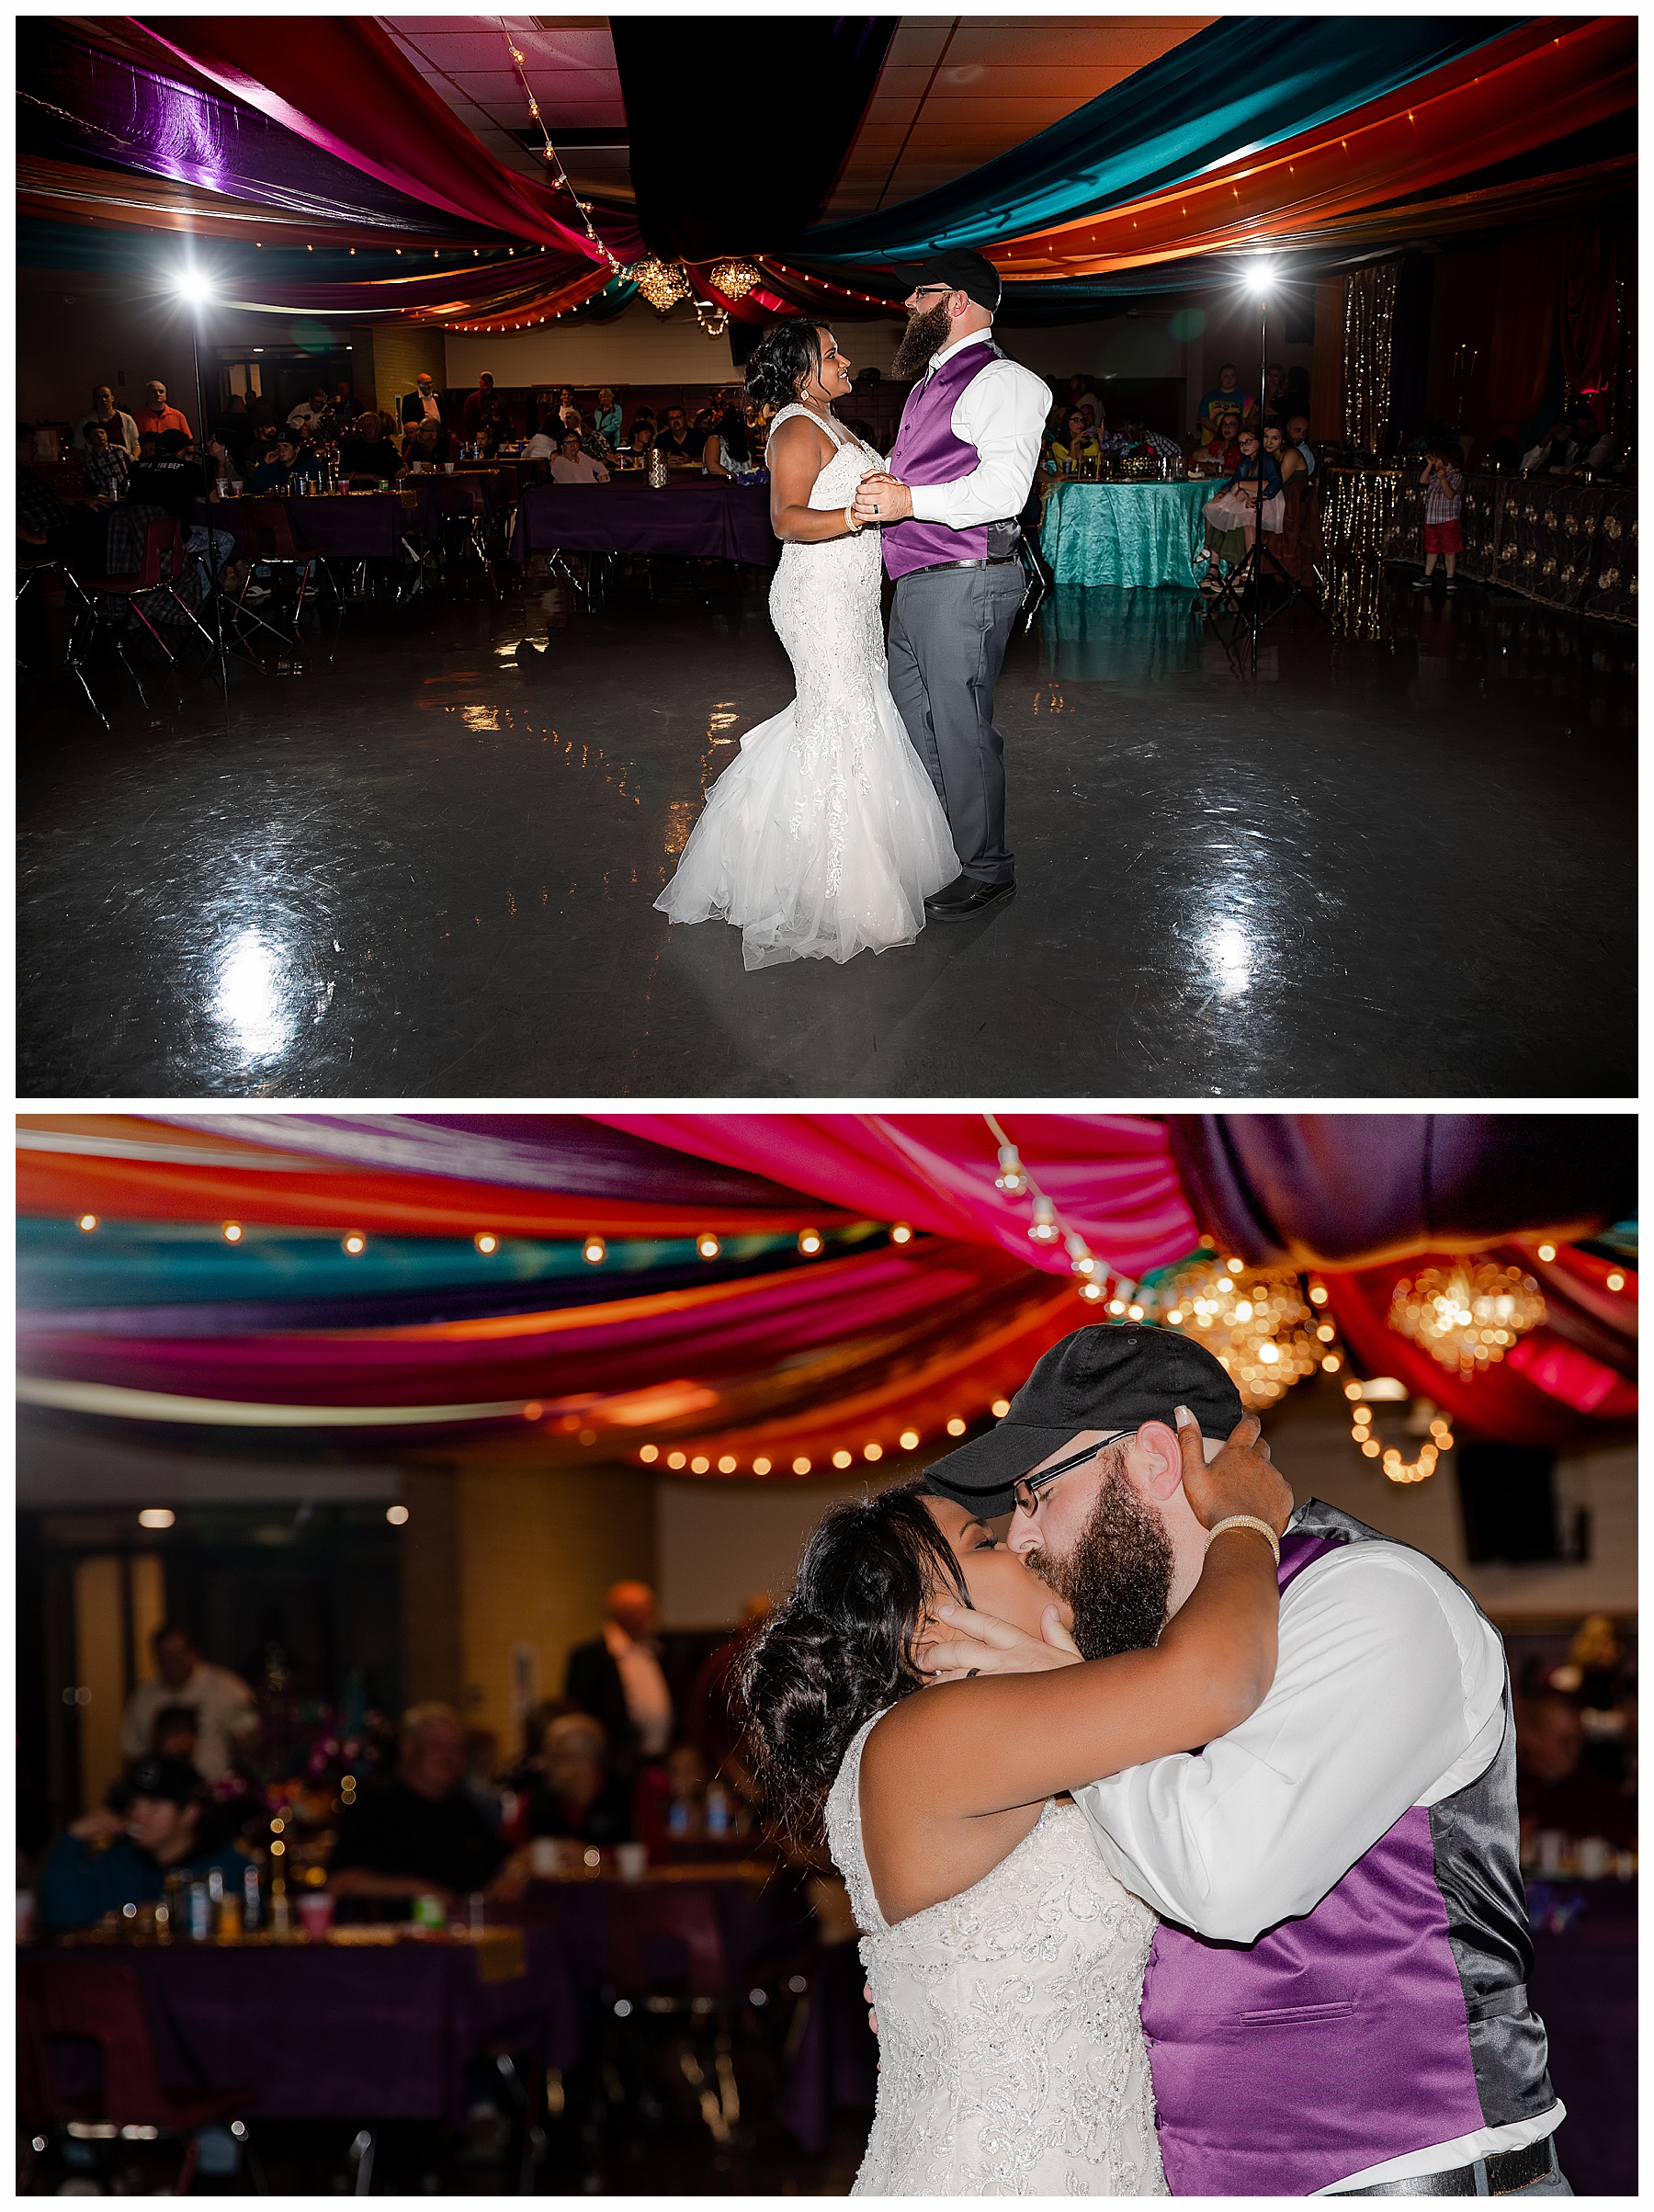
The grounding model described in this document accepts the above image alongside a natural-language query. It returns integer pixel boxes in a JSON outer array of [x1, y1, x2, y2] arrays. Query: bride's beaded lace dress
[[824, 1713, 1167, 2196], [654, 405, 960, 969]]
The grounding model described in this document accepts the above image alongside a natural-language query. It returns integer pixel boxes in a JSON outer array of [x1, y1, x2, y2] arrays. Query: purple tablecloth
[[196, 493, 412, 561], [509, 1868, 813, 1996], [30, 1934, 580, 2123], [1527, 1878, 1637, 2195], [510, 480, 777, 566]]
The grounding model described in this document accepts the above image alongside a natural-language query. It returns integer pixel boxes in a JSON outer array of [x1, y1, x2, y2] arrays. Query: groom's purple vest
[[1139, 1502, 1552, 2197], [881, 341, 1005, 581]]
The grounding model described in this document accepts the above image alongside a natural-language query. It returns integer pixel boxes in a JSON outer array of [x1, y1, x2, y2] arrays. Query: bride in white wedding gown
[[654, 321, 960, 970], [737, 1418, 1290, 2195]]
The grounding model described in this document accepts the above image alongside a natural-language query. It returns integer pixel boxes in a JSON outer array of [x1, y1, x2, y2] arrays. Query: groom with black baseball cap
[[923, 1323, 1567, 2199], [851, 249, 1050, 922]]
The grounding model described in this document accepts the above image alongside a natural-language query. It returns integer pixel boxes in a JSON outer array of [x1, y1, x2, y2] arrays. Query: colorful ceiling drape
[[132, 16, 637, 265], [795, 17, 1524, 264], [16, 1117, 1634, 1469], [17, 15, 1637, 328]]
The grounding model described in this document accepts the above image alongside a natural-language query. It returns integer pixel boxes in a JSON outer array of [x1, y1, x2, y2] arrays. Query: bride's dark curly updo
[[744, 318, 832, 413], [735, 1480, 970, 1849]]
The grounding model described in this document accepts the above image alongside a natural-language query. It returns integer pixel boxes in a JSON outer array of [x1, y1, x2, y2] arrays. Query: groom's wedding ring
[[966, 1668, 980, 1679]]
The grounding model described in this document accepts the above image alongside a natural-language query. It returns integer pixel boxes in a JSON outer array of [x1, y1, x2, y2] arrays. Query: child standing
[[1415, 445, 1464, 595]]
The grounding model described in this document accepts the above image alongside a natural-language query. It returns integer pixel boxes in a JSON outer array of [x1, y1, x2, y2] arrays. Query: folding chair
[[235, 497, 342, 649], [70, 516, 212, 708], [18, 1952, 255, 2195]]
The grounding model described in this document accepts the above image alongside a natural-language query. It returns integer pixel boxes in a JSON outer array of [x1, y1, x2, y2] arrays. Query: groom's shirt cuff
[[1072, 1543, 1506, 1941]]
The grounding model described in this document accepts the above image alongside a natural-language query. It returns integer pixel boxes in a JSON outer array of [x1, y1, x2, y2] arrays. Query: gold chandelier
[[1388, 1260, 1546, 1379], [1151, 1253, 1331, 1411], [631, 256, 690, 312], [695, 300, 730, 339], [708, 259, 761, 301]]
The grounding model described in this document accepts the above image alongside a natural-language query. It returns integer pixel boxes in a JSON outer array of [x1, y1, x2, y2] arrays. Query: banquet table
[[511, 479, 777, 567], [1039, 476, 1220, 589], [505, 1861, 815, 1997], [194, 492, 415, 562], [24, 1929, 580, 2123]]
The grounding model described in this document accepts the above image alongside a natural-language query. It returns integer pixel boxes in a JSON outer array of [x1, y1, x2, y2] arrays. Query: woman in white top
[[737, 1412, 1288, 2194], [547, 431, 608, 485]]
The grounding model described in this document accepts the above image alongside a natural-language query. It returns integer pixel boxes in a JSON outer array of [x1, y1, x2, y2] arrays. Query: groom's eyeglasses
[[1011, 1431, 1125, 1518]]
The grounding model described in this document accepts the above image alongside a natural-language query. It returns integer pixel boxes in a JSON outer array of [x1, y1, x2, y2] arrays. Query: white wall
[[445, 297, 741, 389], [656, 1466, 908, 1628]]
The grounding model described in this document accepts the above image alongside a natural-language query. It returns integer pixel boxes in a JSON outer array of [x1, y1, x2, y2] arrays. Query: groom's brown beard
[[892, 299, 954, 380], [1026, 1461, 1175, 1660]]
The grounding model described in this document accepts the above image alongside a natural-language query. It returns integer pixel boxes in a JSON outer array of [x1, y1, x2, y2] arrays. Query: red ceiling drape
[[1560, 217, 1624, 401], [1486, 221, 1568, 440], [130, 16, 619, 265]]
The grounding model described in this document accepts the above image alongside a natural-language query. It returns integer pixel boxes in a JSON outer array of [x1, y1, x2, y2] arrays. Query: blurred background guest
[[1515, 1690, 1637, 1853], [120, 1623, 255, 1783], [38, 1756, 248, 1934], [565, 1581, 672, 1763], [328, 1703, 511, 1909], [593, 387, 622, 445], [522, 1713, 635, 1845]]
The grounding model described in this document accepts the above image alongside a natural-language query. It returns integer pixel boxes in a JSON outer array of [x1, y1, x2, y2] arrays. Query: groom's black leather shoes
[[924, 875, 1015, 923]]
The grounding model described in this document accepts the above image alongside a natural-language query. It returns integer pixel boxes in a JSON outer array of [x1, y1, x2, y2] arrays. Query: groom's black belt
[[904, 554, 1021, 576], [1327, 2137, 1558, 2196]]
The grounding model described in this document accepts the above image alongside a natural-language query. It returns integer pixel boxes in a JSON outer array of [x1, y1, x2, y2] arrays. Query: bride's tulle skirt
[[655, 678, 962, 971]]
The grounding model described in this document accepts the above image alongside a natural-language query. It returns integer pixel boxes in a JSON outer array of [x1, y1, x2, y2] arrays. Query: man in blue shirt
[[38, 1756, 249, 1934]]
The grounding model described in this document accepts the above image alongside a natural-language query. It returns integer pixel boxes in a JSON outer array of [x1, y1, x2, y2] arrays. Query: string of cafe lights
[[982, 1112, 1136, 1310], [502, 25, 629, 278]]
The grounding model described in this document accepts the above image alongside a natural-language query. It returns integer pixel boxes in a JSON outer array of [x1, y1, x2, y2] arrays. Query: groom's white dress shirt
[[903, 328, 1051, 531], [1075, 1533, 1564, 2193]]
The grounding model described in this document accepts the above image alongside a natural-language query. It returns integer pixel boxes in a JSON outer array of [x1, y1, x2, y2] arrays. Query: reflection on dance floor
[[17, 563, 1636, 1100]]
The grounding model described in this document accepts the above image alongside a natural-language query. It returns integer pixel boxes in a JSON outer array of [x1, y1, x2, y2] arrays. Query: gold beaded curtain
[[1342, 260, 1399, 453]]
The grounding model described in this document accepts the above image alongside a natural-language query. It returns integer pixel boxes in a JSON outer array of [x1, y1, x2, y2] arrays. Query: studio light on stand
[[175, 267, 273, 688], [1206, 254, 1327, 659]]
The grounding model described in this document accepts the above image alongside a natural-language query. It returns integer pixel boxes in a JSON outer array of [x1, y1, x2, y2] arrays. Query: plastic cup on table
[[615, 1842, 647, 1884], [297, 1890, 335, 1942], [412, 1892, 447, 1930], [529, 1836, 564, 1879]]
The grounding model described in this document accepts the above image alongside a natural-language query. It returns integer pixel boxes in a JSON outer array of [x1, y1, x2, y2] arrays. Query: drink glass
[[530, 1836, 564, 1878], [297, 1891, 335, 1941], [615, 1842, 647, 1884]]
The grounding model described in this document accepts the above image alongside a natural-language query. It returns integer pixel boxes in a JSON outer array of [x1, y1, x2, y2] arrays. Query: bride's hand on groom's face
[[1175, 1406, 1295, 1536], [914, 1600, 1082, 1682]]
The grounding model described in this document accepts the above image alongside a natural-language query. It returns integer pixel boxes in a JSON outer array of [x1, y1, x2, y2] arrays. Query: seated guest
[[1261, 360, 1288, 419], [523, 424, 559, 479], [81, 421, 130, 501], [629, 423, 654, 460], [652, 406, 697, 464], [148, 1703, 202, 1765], [1516, 1690, 1636, 1852], [1265, 421, 1305, 493], [400, 371, 445, 436], [76, 383, 141, 459], [1284, 411, 1317, 477], [702, 403, 761, 481], [565, 1580, 672, 1764], [38, 1756, 249, 1934], [133, 378, 192, 441], [339, 411, 405, 481], [329, 1703, 512, 1908], [548, 429, 609, 484], [1207, 408, 1244, 471], [627, 405, 656, 448], [403, 417, 451, 469], [17, 422, 114, 567], [1046, 406, 1101, 471], [593, 387, 622, 445], [245, 427, 312, 493], [1101, 411, 1181, 463], [523, 1714, 635, 1845], [210, 393, 255, 477], [120, 1620, 255, 1784], [553, 386, 580, 432], [1200, 425, 1282, 588]]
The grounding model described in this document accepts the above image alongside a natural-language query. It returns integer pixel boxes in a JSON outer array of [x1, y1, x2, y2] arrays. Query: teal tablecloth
[[1041, 477, 1225, 589]]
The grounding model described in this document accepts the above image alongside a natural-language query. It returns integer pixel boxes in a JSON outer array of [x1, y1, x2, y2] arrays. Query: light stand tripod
[[183, 294, 282, 687]]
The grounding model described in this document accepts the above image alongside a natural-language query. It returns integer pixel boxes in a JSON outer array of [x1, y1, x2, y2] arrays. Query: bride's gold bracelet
[[1205, 1515, 1281, 1566]]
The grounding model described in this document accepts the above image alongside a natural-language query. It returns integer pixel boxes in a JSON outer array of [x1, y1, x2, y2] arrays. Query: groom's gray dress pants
[[887, 562, 1025, 886]]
